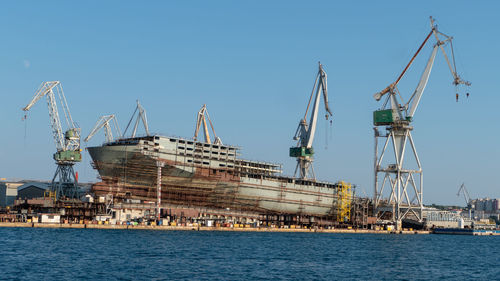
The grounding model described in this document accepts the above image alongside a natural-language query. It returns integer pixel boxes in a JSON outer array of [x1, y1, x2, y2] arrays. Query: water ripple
[[0, 228, 498, 280]]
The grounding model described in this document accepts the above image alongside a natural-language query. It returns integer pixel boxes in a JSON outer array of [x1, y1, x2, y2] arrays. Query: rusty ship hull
[[88, 135, 345, 217]]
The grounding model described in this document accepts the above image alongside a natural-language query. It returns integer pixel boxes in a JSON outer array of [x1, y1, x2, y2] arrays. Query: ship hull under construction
[[88, 135, 348, 217]]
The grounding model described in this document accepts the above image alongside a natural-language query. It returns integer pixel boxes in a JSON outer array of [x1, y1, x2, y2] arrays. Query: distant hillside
[[426, 203, 463, 210]]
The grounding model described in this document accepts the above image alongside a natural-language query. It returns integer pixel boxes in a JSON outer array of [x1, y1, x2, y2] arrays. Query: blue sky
[[0, 1, 498, 205]]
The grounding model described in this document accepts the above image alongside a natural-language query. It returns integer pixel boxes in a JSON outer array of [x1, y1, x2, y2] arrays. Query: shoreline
[[0, 222, 428, 234]]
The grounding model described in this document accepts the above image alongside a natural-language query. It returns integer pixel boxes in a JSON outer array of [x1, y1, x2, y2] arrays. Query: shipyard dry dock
[[88, 135, 354, 225]]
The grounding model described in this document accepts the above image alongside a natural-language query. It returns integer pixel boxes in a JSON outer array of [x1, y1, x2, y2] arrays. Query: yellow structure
[[336, 181, 353, 222], [44, 190, 57, 202]]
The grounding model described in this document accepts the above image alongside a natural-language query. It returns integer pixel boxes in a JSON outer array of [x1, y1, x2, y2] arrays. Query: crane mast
[[373, 17, 470, 229], [22, 81, 82, 199], [290, 62, 332, 179]]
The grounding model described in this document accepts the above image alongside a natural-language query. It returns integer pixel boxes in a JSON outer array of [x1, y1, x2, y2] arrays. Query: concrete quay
[[0, 222, 430, 234]]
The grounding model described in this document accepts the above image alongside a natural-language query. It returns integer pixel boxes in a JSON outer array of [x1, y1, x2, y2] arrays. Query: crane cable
[[449, 40, 471, 102], [324, 107, 333, 150], [325, 113, 328, 150], [23, 113, 28, 148]]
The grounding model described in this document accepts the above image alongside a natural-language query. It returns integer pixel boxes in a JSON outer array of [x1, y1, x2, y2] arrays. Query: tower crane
[[373, 17, 470, 229], [84, 114, 122, 143], [22, 81, 82, 199], [193, 104, 222, 145], [290, 62, 332, 179]]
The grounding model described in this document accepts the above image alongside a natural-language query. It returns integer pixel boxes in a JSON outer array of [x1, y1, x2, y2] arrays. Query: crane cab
[[289, 146, 314, 157], [54, 150, 82, 162], [65, 128, 80, 140], [373, 109, 399, 126]]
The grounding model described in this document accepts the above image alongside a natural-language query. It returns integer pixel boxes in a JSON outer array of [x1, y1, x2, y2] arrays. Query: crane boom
[[22, 81, 80, 152], [22, 81, 59, 111], [305, 63, 332, 148], [85, 114, 122, 143], [406, 44, 439, 119], [194, 104, 222, 145], [457, 183, 471, 205], [124, 100, 150, 138], [23, 81, 65, 150], [194, 105, 210, 144], [137, 103, 149, 137], [374, 30, 434, 101]]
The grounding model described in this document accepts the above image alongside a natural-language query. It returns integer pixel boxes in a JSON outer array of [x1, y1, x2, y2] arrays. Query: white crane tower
[[23, 81, 82, 199], [373, 17, 470, 229], [290, 62, 332, 179], [193, 104, 222, 145]]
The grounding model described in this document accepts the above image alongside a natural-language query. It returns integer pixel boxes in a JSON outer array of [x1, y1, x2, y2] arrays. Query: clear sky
[[0, 1, 498, 206]]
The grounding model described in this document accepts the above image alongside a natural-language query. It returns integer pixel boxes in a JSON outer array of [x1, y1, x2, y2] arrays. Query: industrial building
[[423, 208, 471, 229], [17, 182, 50, 200], [0, 181, 93, 207], [0, 182, 22, 207]]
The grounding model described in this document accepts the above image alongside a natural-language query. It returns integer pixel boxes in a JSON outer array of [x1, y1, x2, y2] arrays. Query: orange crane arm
[[374, 30, 434, 100], [394, 30, 434, 87]]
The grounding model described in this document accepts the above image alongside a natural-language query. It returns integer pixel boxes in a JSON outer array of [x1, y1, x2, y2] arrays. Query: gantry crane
[[193, 104, 222, 145], [290, 62, 332, 179], [84, 114, 122, 143], [22, 81, 82, 199], [373, 17, 470, 229]]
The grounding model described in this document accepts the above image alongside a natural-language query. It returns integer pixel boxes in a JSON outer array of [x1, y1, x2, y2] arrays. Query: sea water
[[0, 228, 498, 280]]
